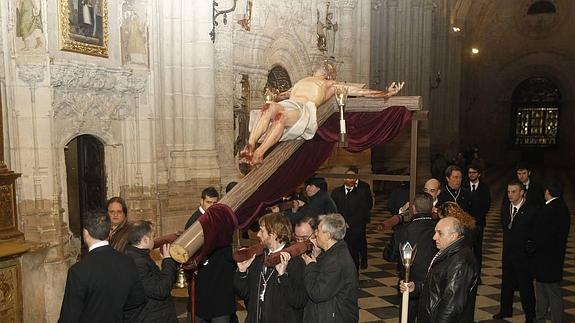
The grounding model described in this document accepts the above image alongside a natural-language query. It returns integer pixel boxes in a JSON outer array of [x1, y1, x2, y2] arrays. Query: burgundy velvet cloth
[[184, 203, 238, 268], [234, 106, 412, 228], [317, 106, 413, 152]]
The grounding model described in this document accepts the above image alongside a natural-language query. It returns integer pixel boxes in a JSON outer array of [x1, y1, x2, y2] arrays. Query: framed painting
[[58, 0, 109, 57]]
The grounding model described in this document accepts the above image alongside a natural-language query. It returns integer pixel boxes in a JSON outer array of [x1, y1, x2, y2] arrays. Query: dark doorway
[[65, 135, 107, 243]]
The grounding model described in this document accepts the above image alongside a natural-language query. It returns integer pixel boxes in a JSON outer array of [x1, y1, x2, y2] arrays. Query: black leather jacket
[[416, 237, 478, 323]]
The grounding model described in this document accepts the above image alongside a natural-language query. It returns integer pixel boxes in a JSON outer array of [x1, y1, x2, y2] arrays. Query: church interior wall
[[460, 0, 575, 167]]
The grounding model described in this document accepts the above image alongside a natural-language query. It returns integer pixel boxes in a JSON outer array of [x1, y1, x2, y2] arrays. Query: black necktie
[[346, 188, 352, 195], [512, 206, 517, 218], [471, 184, 476, 192]]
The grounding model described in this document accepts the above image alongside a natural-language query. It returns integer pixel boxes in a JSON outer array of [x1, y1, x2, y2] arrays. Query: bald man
[[382, 178, 442, 230], [401, 217, 478, 322]]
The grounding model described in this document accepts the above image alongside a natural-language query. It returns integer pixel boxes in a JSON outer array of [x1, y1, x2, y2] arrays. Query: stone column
[[156, 0, 220, 233], [334, 0, 358, 82], [214, 20, 237, 189]]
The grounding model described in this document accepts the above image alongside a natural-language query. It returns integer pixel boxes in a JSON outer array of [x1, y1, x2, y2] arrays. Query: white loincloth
[[249, 100, 318, 142]]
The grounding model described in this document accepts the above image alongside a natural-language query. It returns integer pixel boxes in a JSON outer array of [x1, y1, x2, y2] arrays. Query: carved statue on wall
[[316, 2, 338, 55], [233, 75, 251, 157], [237, 0, 253, 31]]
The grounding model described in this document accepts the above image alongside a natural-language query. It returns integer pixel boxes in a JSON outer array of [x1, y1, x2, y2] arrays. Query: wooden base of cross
[[170, 96, 423, 264]]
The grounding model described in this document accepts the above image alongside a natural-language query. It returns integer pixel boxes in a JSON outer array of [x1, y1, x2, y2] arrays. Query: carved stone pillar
[[215, 21, 237, 188], [156, 0, 220, 233], [334, 0, 358, 82]]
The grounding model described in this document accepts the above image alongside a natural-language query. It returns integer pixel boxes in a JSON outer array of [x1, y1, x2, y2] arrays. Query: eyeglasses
[[424, 188, 438, 193], [293, 233, 316, 242], [468, 171, 478, 174]]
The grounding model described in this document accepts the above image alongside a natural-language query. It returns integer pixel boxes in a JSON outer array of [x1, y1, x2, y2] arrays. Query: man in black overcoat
[[462, 163, 491, 275], [493, 180, 537, 323], [401, 217, 478, 323], [383, 193, 438, 323], [331, 166, 373, 270], [533, 181, 571, 323], [59, 211, 146, 323]]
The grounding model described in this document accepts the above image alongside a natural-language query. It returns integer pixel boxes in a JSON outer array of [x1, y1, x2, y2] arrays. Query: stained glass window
[[512, 77, 560, 147]]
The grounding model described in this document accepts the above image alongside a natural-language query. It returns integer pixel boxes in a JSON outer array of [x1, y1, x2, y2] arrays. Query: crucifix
[[170, 93, 424, 265]]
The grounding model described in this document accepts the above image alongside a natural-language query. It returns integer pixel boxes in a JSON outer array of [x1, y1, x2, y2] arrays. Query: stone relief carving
[[50, 63, 147, 135], [50, 63, 147, 94], [17, 64, 44, 84], [259, 0, 311, 32], [333, 0, 358, 8]]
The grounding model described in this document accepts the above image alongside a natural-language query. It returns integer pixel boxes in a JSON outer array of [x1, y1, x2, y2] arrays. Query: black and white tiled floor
[[177, 167, 575, 322]]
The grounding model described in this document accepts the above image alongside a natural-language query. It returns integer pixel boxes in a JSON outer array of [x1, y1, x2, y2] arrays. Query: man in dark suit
[[185, 186, 220, 229], [384, 193, 438, 323], [59, 210, 146, 323], [331, 166, 373, 270], [533, 181, 571, 323], [437, 165, 472, 213], [516, 163, 545, 208], [493, 180, 536, 323], [462, 163, 491, 276]]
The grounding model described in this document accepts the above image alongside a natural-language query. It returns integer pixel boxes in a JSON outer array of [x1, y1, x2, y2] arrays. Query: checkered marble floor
[[176, 167, 575, 322], [356, 167, 575, 323]]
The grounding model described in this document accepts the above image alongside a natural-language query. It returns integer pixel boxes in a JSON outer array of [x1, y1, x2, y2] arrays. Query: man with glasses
[[294, 216, 322, 258], [462, 163, 491, 277]]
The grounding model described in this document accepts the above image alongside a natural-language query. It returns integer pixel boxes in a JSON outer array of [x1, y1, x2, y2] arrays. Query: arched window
[[512, 77, 560, 147], [266, 65, 292, 92], [527, 1, 556, 15]]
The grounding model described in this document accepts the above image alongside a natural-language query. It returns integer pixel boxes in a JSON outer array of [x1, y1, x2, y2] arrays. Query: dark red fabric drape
[[234, 105, 412, 228]]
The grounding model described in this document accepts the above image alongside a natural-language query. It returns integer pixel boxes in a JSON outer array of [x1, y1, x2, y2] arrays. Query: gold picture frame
[[58, 0, 109, 57]]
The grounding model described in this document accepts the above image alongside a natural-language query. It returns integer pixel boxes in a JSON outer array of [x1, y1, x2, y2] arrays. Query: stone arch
[[263, 29, 313, 85], [494, 52, 574, 106]]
